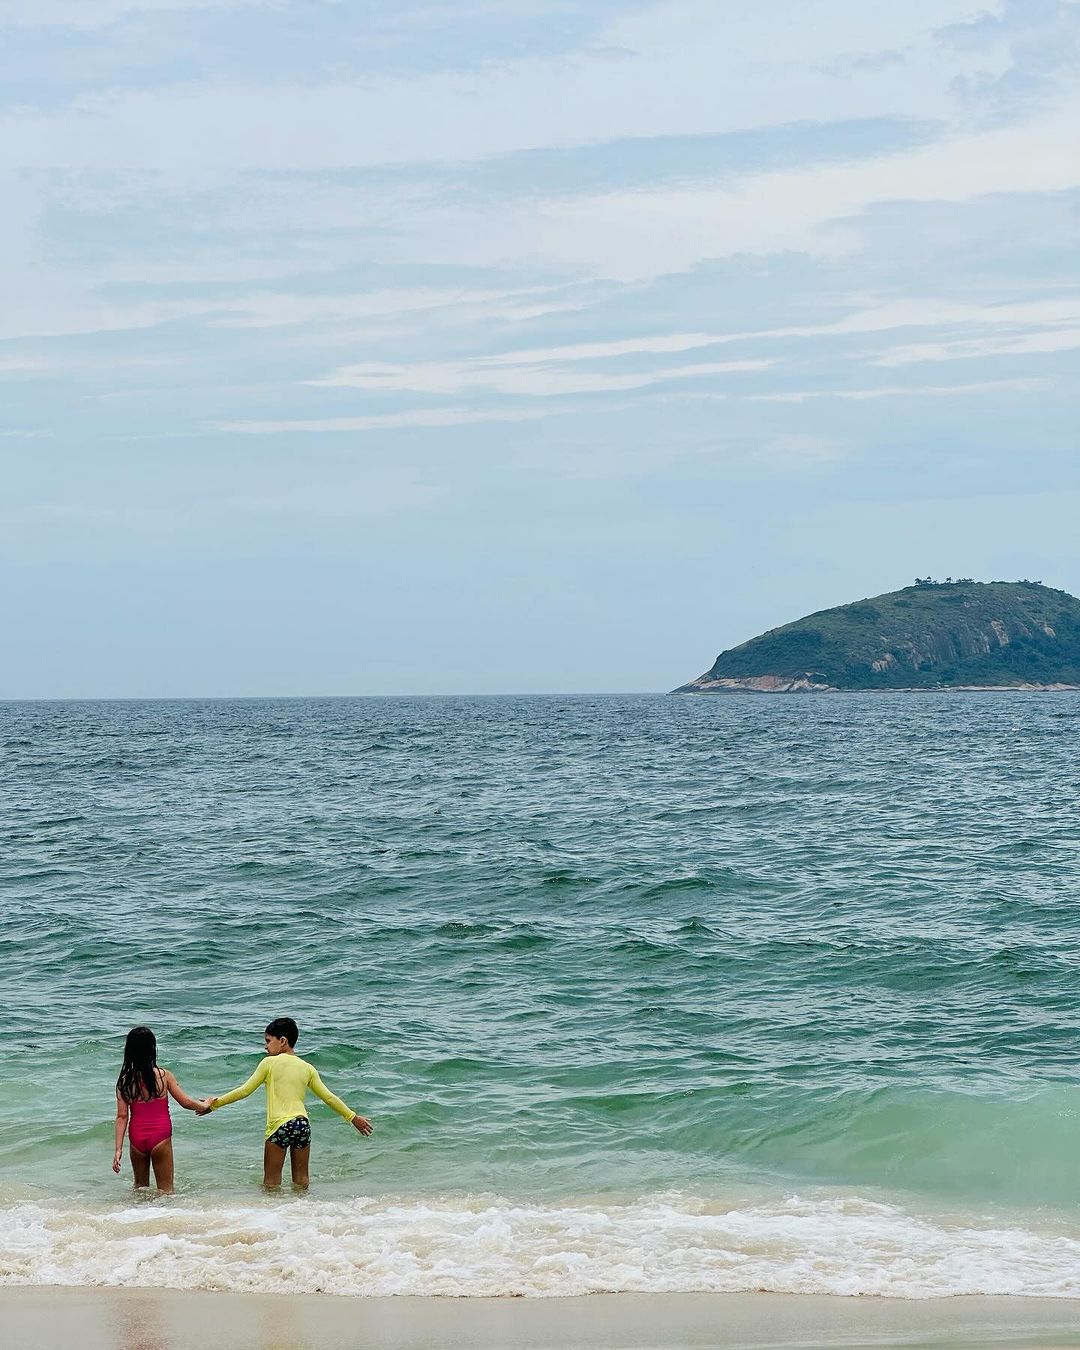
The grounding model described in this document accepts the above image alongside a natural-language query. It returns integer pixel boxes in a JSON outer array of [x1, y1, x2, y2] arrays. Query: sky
[[1, 0, 1078, 696]]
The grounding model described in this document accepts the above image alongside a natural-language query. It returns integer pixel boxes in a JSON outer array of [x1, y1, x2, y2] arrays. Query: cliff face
[[675, 581, 1080, 693]]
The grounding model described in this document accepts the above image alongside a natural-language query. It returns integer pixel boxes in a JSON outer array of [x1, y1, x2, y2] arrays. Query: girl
[[113, 1026, 206, 1193]]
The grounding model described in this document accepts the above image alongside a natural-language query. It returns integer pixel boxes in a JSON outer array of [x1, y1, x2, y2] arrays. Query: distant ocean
[[3, 693, 1080, 1298]]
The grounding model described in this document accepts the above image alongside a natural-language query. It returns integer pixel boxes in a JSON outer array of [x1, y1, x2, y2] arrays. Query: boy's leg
[[289, 1145, 310, 1189], [129, 1146, 151, 1188], [263, 1139, 287, 1188], [150, 1139, 175, 1194]]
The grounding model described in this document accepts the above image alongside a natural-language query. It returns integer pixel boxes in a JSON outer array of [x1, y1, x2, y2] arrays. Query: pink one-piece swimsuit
[[129, 1093, 172, 1154]]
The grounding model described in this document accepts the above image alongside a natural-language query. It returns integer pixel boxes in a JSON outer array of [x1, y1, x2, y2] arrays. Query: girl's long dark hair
[[116, 1026, 162, 1103]]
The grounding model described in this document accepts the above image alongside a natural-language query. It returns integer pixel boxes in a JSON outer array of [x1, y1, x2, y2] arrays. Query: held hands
[[351, 1114, 373, 1136], [195, 1098, 216, 1116]]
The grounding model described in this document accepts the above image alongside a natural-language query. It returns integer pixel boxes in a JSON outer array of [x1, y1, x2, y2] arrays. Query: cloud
[[205, 285, 588, 330], [0, 354, 51, 376], [797, 295, 1080, 339], [749, 377, 1050, 402], [311, 333, 772, 397], [0, 3, 1070, 369], [0, 261, 592, 342], [874, 327, 1080, 365], [1, 0, 272, 28], [396, 98, 1080, 280], [216, 406, 559, 434], [230, 467, 444, 519], [758, 433, 845, 465], [280, 296, 1080, 411], [0, 0, 1003, 172]]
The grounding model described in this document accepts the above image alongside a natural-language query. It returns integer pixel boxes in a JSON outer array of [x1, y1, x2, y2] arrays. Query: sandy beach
[[6, 1287, 1080, 1350]]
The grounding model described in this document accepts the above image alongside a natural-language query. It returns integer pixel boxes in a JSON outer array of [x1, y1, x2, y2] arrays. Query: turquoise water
[[3, 693, 1080, 1297]]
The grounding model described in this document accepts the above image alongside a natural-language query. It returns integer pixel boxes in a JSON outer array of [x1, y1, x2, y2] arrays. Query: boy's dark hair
[[266, 1016, 299, 1047]]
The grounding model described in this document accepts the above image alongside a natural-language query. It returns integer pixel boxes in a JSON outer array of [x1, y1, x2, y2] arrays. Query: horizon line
[[0, 690, 664, 704]]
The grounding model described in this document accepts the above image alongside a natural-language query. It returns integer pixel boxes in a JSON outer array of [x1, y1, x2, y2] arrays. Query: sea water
[[2, 692, 1080, 1297]]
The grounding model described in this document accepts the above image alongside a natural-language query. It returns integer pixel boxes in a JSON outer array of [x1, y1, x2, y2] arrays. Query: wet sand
[[5, 1286, 1080, 1349]]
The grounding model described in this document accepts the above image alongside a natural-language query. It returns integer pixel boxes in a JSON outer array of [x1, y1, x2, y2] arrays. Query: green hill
[[674, 580, 1080, 692]]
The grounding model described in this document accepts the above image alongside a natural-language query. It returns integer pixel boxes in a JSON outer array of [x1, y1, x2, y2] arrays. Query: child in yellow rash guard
[[203, 1016, 373, 1188]]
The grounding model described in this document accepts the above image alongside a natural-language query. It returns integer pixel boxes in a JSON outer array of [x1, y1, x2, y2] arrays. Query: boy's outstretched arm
[[308, 1066, 373, 1135], [208, 1058, 270, 1114]]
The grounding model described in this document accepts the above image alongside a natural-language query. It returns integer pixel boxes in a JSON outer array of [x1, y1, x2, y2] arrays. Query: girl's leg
[[129, 1145, 151, 1189], [263, 1139, 287, 1188], [150, 1138, 175, 1194], [289, 1145, 310, 1189]]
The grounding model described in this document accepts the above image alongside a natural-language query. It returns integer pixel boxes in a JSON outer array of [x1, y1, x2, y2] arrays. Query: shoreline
[[7, 1287, 1080, 1350], [675, 683, 1080, 694]]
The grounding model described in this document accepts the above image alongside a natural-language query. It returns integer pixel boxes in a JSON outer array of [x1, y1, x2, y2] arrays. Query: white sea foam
[[3, 1192, 1080, 1299]]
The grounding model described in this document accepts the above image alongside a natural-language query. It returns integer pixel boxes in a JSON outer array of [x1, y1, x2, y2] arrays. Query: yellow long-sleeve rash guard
[[211, 1054, 356, 1138]]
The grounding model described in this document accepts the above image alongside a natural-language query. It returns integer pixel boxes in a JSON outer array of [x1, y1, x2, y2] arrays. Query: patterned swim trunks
[[269, 1115, 311, 1150]]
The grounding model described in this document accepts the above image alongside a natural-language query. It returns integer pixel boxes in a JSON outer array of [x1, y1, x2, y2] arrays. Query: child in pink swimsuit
[[113, 1026, 208, 1193]]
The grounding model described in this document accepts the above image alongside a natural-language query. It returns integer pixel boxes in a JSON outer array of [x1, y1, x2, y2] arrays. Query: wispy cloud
[[758, 433, 846, 465], [0, 355, 51, 376], [1, 0, 272, 29], [874, 327, 1080, 365], [206, 285, 588, 331], [750, 377, 1050, 402], [311, 335, 772, 397], [399, 98, 1080, 279], [216, 406, 559, 434], [0, 0, 1004, 171], [796, 296, 1080, 339], [230, 468, 444, 519]]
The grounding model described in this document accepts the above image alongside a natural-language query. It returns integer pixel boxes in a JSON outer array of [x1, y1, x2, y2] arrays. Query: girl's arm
[[208, 1058, 270, 1112], [163, 1070, 207, 1112], [308, 1067, 373, 1135], [113, 1093, 129, 1173]]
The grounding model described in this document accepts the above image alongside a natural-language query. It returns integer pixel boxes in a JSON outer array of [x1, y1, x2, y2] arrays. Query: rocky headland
[[675, 580, 1080, 693]]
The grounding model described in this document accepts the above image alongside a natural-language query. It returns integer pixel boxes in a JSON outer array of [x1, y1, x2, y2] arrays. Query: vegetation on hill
[[676, 581, 1080, 691]]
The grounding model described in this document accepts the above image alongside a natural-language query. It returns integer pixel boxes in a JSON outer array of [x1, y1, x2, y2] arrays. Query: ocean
[[2, 692, 1080, 1298]]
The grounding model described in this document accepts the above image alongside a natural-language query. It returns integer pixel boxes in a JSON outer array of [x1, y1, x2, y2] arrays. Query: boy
[[202, 1016, 372, 1187]]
